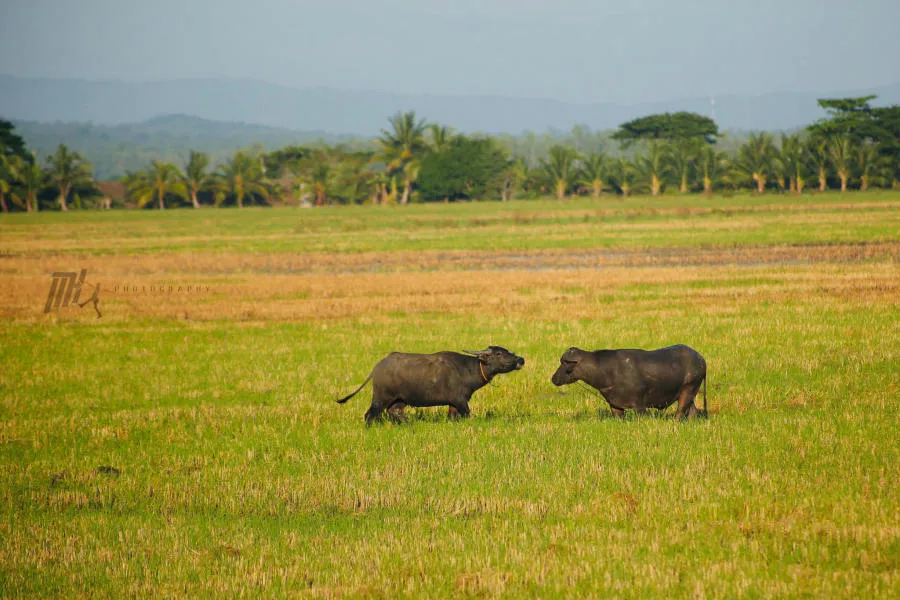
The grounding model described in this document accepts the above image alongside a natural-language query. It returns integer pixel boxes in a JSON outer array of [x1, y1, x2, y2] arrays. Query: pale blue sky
[[2, 0, 898, 104]]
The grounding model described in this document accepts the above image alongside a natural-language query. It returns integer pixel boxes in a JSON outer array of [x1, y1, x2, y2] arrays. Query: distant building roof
[[95, 180, 127, 200]]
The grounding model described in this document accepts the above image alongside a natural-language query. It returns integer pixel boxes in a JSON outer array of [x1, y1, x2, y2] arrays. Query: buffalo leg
[[448, 400, 471, 419], [674, 382, 702, 420], [364, 392, 390, 425], [608, 406, 625, 419], [387, 402, 408, 423], [364, 404, 385, 425]]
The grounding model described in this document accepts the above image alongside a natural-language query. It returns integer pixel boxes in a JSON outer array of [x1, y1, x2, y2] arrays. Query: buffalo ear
[[462, 349, 492, 363], [463, 348, 491, 360], [562, 349, 580, 364]]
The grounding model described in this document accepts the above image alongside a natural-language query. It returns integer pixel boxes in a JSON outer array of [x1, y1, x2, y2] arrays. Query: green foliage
[[46, 144, 95, 211], [7, 97, 900, 210], [612, 112, 720, 146], [809, 96, 900, 180], [181, 151, 213, 208], [378, 111, 430, 204], [8, 154, 47, 211], [667, 138, 703, 193], [577, 152, 611, 198], [817, 95, 877, 114], [379, 111, 429, 166], [537, 145, 581, 199], [779, 133, 809, 193], [427, 124, 456, 153], [215, 151, 270, 208], [127, 160, 188, 210], [292, 146, 378, 206], [263, 145, 307, 178], [634, 141, 672, 196], [855, 142, 890, 191], [697, 145, 731, 193], [734, 133, 776, 193], [810, 96, 883, 141], [0, 154, 12, 212], [827, 135, 854, 191], [0, 119, 30, 161], [608, 157, 637, 197], [417, 135, 510, 201]]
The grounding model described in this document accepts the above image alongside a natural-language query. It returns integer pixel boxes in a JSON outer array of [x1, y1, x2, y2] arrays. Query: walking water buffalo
[[336, 346, 525, 424], [550, 344, 707, 419]]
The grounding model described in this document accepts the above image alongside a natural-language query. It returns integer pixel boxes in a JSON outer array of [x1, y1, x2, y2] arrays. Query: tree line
[[1, 95, 897, 211]]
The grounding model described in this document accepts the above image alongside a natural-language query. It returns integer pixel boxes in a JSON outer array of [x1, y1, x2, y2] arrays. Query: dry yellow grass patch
[[4, 260, 897, 323], [1, 240, 896, 277]]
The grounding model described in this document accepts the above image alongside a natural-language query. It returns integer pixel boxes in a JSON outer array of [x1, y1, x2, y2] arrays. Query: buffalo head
[[551, 347, 584, 386], [463, 346, 525, 374]]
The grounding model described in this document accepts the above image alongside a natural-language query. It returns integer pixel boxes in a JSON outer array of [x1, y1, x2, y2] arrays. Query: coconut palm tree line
[[0, 99, 897, 212]]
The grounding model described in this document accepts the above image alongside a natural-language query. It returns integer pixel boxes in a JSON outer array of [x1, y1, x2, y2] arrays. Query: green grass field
[[1, 192, 898, 598]]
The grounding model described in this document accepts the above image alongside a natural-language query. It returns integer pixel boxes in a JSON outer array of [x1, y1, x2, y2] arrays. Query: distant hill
[[12, 114, 368, 180], [3, 74, 900, 136]]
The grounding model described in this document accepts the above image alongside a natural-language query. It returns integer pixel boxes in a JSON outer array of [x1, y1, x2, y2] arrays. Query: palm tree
[[127, 160, 187, 209], [808, 136, 830, 192], [427, 124, 455, 153], [216, 151, 270, 208], [827, 135, 853, 192], [635, 141, 671, 196], [668, 139, 701, 193], [302, 152, 333, 206], [0, 154, 13, 213], [181, 150, 212, 209], [294, 146, 365, 206], [577, 152, 610, 198], [401, 160, 421, 204], [10, 155, 45, 212], [771, 146, 788, 193], [855, 142, 887, 191], [539, 145, 580, 200], [387, 175, 399, 204], [378, 111, 429, 205], [494, 156, 529, 202], [734, 133, 775, 193], [334, 151, 378, 205], [609, 158, 636, 198], [779, 133, 808, 194], [370, 170, 389, 205], [698, 146, 730, 195], [46, 144, 93, 211]]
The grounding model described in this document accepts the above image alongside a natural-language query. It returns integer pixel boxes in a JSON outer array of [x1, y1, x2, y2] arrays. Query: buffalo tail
[[336, 372, 374, 404]]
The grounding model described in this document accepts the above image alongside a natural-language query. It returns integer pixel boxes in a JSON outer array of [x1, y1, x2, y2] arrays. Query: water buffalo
[[550, 344, 707, 419], [336, 346, 525, 424]]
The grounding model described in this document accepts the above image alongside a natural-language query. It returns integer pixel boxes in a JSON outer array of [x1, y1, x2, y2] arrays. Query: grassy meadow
[[0, 192, 898, 598]]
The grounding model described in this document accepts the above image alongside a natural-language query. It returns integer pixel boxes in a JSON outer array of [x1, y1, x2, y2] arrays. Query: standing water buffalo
[[336, 346, 525, 424], [551, 344, 707, 419]]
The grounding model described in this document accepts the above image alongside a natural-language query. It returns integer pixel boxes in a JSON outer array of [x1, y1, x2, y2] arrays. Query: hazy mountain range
[[4, 74, 900, 179], [3, 74, 900, 135]]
